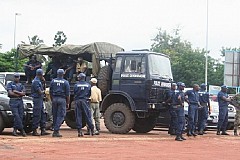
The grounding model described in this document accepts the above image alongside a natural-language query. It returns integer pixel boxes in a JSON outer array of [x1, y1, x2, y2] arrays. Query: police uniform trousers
[[9, 98, 24, 130], [52, 96, 66, 131], [91, 102, 101, 131], [198, 103, 208, 131], [188, 104, 198, 133], [75, 99, 93, 130], [32, 97, 46, 130], [173, 105, 184, 136], [169, 105, 177, 132], [217, 106, 228, 132]]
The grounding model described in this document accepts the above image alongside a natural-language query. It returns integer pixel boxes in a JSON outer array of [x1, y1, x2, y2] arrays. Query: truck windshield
[[148, 54, 173, 80]]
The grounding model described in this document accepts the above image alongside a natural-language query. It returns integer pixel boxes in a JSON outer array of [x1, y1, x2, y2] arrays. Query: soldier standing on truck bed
[[74, 73, 94, 137], [7, 73, 27, 137], [24, 55, 42, 83], [31, 69, 49, 136], [50, 69, 70, 137]]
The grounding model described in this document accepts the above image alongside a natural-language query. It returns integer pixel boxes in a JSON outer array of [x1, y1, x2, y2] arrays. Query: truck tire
[[0, 114, 4, 134], [98, 66, 112, 96], [132, 116, 157, 133], [65, 110, 86, 129], [104, 103, 135, 134], [24, 125, 33, 133]]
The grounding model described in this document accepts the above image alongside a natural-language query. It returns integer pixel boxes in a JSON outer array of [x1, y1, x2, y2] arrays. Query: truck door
[[119, 55, 147, 111]]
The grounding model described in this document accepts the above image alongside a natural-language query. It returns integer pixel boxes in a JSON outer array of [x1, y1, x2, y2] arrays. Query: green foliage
[[0, 49, 28, 72], [28, 35, 44, 45], [151, 28, 224, 87], [53, 31, 67, 47]]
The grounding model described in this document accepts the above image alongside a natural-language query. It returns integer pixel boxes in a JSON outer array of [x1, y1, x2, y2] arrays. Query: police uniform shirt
[[90, 86, 102, 103], [74, 81, 91, 100], [199, 89, 210, 104], [172, 90, 184, 106], [31, 77, 44, 98], [6, 81, 25, 98], [50, 77, 70, 97], [185, 90, 199, 105], [218, 91, 229, 107]]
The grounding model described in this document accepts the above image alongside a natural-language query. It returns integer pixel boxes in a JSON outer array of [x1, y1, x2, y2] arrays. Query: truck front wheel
[[104, 103, 135, 134], [0, 114, 4, 134], [132, 116, 157, 133]]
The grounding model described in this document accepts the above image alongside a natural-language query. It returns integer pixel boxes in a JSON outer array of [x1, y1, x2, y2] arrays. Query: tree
[[53, 31, 67, 47], [151, 28, 224, 87], [28, 35, 44, 45], [0, 49, 27, 72]]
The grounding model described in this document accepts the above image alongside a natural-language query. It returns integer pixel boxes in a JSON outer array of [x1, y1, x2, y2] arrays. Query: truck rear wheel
[[0, 114, 4, 134], [104, 103, 135, 134], [132, 116, 157, 133]]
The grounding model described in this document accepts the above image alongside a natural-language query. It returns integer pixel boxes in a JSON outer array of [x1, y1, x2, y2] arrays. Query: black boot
[[78, 129, 84, 137], [192, 132, 198, 137], [89, 128, 94, 136], [12, 128, 17, 136], [180, 134, 186, 140], [198, 130, 203, 135], [234, 129, 238, 136], [175, 135, 183, 141], [85, 128, 90, 135], [20, 129, 27, 137], [52, 130, 62, 137], [41, 128, 50, 136], [187, 131, 193, 137], [32, 129, 40, 136], [221, 131, 229, 135]]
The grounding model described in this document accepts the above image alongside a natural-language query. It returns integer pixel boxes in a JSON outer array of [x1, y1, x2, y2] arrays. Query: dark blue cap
[[221, 85, 227, 89], [77, 73, 86, 78], [177, 82, 182, 86], [180, 82, 186, 87], [200, 83, 206, 88], [14, 72, 20, 77], [36, 69, 43, 75], [57, 69, 64, 75]]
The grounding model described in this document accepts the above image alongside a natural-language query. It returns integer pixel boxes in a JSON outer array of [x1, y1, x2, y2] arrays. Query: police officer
[[172, 82, 186, 141], [198, 83, 210, 135], [166, 83, 177, 135], [7, 73, 26, 137], [217, 85, 231, 135], [74, 73, 94, 137], [185, 84, 200, 136], [50, 69, 70, 137], [31, 69, 49, 136]]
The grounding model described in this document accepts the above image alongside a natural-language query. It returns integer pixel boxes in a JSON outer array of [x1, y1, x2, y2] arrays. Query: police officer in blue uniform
[[172, 82, 186, 141], [217, 85, 231, 135], [50, 69, 70, 137], [7, 73, 27, 137], [166, 83, 177, 135], [31, 69, 49, 136], [198, 83, 210, 135], [185, 84, 200, 136], [74, 73, 94, 137]]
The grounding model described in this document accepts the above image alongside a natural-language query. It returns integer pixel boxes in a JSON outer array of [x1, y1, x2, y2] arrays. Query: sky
[[1, 0, 240, 59]]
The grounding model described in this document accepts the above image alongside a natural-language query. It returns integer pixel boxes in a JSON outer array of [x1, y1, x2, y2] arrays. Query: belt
[[10, 97, 22, 100]]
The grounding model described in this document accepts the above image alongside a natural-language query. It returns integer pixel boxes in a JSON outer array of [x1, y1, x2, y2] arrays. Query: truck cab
[[101, 50, 173, 133]]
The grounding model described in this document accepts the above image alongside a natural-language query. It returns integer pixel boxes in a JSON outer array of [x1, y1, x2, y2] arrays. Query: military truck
[[18, 42, 173, 134]]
